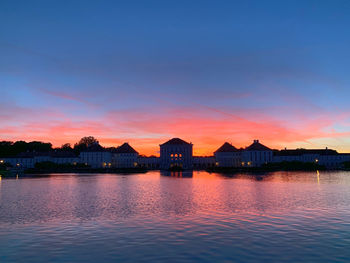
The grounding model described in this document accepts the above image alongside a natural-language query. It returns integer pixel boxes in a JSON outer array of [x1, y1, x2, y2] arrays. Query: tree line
[[0, 136, 100, 157]]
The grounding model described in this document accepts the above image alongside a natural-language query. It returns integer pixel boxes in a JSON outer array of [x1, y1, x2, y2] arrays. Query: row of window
[[170, 153, 182, 157]]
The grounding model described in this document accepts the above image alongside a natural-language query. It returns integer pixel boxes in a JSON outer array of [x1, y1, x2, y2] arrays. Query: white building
[[242, 140, 273, 167], [1, 151, 79, 169], [112, 143, 138, 168], [138, 156, 160, 169], [160, 138, 193, 169], [214, 142, 241, 167], [193, 156, 216, 169], [273, 148, 350, 169], [50, 151, 79, 165], [2, 156, 35, 168], [79, 143, 112, 168]]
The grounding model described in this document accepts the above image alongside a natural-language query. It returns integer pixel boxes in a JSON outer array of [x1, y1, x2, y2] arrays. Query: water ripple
[[1, 171, 350, 262]]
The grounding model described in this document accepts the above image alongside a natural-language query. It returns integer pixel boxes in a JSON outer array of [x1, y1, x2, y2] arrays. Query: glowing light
[[241, 162, 245, 166], [215, 162, 219, 166], [0, 160, 4, 163], [247, 161, 251, 166], [315, 159, 319, 163], [16, 163, 20, 167], [134, 162, 138, 167]]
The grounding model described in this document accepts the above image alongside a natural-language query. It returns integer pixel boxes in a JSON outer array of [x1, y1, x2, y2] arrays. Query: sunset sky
[[1, 0, 350, 156]]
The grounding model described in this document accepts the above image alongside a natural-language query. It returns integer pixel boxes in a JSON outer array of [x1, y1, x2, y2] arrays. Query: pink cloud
[[1, 103, 350, 156]]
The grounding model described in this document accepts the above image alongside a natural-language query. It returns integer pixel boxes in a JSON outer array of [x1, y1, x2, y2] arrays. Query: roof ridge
[[215, 142, 238, 153]]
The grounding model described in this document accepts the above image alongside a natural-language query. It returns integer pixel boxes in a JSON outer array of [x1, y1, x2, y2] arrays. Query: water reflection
[[159, 171, 195, 216], [161, 170, 193, 178], [0, 171, 350, 262]]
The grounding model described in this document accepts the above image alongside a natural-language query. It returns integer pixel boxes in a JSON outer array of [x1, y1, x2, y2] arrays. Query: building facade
[[193, 156, 216, 169], [1, 151, 79, 169], [160, 138, 193, 169], [242, 140, 273, 167], [79, 143, 112, 168], [138, 156, 160, 169], [214, 142, 241, 167], [273, 148, 350, 169], [112, 143, 138, 168], [2, 138, 350, 171]]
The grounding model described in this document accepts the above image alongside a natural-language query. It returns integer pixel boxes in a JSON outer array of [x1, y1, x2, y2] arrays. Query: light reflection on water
[[0, 171, 350, 262]]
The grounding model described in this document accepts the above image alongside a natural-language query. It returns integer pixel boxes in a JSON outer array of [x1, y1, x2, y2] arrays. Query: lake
[[0, 171, 350, 262]]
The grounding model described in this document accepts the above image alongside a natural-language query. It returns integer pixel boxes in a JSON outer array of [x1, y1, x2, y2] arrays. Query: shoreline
[[1, 167, 350, 178]]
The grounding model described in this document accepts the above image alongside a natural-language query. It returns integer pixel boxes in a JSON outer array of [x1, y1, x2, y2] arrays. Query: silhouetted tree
[[0, 140, 52, 157], [60, 143, 73, 151], [74, 136, 99, 154], [0, 141, 14, 157], [26, 141, 52, 152], [77, 136, 98, 147]]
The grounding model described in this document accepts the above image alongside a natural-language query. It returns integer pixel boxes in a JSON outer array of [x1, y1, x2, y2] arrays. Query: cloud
[[9, 107, 350, 153]]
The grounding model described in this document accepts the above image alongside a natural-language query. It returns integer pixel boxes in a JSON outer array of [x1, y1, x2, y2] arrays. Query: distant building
[[214, 142, 241, 167], [242, 140, 273, 167], [50, 151, 79, 165], [2, 138, 350, 171], [79, 143, 112, 168], [2, 153, 36, 168], [1, 151, 79, 169], [193, 156, 216, 169], [273, 148, 350, 169], [112, 143, 138, 168], [138, 155, 160, 169], [160, 138, 193, 169]]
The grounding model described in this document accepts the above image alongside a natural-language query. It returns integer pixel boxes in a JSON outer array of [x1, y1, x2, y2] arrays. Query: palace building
[[159, 138, 193, 169], [112, 143, 138, 168], [2, 138, 350, 171], [242, 139, 273, 167], [214, 142, 241, 167]]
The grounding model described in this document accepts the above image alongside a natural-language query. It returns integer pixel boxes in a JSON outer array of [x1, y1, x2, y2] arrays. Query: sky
[[1, 0, 350, 156]]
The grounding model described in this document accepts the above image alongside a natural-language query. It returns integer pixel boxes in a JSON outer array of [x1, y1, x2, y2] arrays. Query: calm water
[[1, 171, 350, 263]]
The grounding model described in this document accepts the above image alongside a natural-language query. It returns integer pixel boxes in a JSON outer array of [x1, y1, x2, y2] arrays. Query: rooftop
[[160, 138, 191, 146], [245, 140, 271, 151], [215, 142, 239, 153], [274, 148, 338, 156], [114, 143, 138, 154]]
